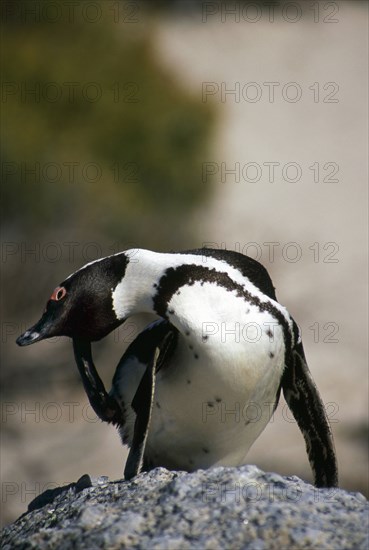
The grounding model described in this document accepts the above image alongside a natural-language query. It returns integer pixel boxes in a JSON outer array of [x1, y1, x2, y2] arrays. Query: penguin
[[16, 248, 338, 487]]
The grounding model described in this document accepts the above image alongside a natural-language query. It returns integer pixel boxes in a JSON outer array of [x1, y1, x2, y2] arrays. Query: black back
[[177, 248, 277, 300]]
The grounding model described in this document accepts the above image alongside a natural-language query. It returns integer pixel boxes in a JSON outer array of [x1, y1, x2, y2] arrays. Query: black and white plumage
[[17, 248, 338, 487]]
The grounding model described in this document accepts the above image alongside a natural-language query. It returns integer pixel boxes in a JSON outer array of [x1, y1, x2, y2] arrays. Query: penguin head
[[16, 253, 129, 346]]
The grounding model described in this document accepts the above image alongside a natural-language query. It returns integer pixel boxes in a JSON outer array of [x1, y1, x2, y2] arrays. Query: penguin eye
[[51, 286, 67, 302]]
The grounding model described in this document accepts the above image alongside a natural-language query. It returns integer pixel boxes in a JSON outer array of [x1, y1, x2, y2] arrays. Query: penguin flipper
[[282, 340, 338, 488], [121, 320, 178, 480], [124, 347, 159, 480]]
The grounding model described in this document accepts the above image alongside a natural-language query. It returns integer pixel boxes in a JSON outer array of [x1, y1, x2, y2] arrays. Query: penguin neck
[[111, 249, 178, 320]]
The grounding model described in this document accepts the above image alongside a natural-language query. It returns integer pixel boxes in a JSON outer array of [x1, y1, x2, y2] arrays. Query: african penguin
[[17, 248, 338, 487]]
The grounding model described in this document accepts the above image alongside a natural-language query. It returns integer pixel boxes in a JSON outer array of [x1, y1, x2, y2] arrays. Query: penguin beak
[[16, 314, 54, 346]]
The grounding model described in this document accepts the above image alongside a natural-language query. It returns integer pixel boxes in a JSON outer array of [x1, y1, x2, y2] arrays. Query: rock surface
[[2, 466, 368, 550]]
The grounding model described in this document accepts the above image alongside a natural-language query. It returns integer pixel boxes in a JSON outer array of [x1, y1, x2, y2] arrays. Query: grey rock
[[1, 465, 368, 550]]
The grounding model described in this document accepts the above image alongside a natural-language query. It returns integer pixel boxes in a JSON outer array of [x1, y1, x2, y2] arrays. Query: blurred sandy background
[[1, 0, 368, 526]]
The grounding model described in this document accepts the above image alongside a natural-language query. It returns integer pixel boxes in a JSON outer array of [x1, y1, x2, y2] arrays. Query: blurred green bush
[[2, 0, 216, 247]]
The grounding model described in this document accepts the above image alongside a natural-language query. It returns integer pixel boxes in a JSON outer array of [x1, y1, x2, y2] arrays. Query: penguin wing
[[123, 346, 158, 480], [112, 320, 178, 480], [282, 338, 338, 488]]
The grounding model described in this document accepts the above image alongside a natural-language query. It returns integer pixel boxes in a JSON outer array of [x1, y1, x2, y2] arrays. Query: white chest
[[114, 281, 286, 471]]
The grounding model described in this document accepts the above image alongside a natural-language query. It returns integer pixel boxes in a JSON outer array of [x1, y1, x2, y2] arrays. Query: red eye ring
[[50, 286, 67, 301]]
